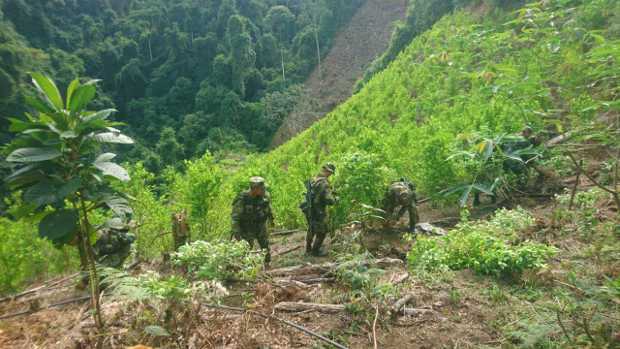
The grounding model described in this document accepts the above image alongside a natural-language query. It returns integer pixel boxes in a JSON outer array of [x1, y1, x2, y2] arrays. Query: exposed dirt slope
[[270, 0, 407, 147]]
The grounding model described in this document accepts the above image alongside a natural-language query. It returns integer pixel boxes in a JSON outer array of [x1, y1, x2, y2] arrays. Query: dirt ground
[[1, 187, 618, 348]]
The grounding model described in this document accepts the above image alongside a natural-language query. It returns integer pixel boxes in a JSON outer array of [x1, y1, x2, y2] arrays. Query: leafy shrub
[[407, 208, 556, 276], [335, 252, 397, 301], [171, 240, 263, 282], [0, 217, 79, 294]]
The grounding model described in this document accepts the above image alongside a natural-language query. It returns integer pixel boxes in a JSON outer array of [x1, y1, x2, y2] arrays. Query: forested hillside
[[271, 0, 407, 146], [0, 0, 363, 168]]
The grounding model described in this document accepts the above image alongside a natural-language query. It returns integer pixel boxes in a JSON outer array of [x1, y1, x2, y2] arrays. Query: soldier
[[231, 176, 274, 263], [171, 210, 190, 250], [94, 223, 136, 269], [382, 178, 419, 233], [301, 163, 337, 256]]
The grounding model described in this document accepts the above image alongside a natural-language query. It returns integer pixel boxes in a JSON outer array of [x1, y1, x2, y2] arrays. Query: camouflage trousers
[[234, 225, 271, 263], [306, 218, 329, 254]]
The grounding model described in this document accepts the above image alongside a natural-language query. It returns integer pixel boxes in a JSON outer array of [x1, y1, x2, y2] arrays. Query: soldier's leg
[[306, 222, 315, 254], [257, 227, 271, 263], [408, 205, 418, 233], [311, 220, 328, 255]]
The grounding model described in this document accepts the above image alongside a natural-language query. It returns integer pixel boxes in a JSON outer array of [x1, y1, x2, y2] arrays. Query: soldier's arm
[[321, 181, 337, 206], [265, 195, 275, 225]]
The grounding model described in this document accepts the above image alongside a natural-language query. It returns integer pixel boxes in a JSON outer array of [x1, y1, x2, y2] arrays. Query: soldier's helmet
[[322, 163, 336, 174], [249, 176, 266, 188]]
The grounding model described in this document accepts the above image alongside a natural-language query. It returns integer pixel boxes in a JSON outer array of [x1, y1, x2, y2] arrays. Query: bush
[[0, 217, 79, 294], [171, 240, 263, 282], [407, 208, 556, 277]]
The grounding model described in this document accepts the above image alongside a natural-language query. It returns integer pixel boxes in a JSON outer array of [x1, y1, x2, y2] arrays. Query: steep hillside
[[190, 0, 619, 236], [271, 0, 407, 147]]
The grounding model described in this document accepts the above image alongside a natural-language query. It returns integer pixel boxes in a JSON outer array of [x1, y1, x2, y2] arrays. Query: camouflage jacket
[[231, 190, 274, 233], [385, 181, 417, 207], [306, 176, 336, 218]]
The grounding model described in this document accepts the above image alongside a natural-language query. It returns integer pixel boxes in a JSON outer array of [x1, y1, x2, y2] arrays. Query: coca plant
[[4, 73, 133, 330]]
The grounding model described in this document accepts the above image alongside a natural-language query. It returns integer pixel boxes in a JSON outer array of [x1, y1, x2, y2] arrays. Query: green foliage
[[5, 74, 133, 245], [118, 163, 171, 258], [331, 152, 394, 228], [0, 0, 364, 159], [0, 217, 78, 294], [170, 153, 224, 238], [335, 253, 396, 302], [192, 0, 619, 238], [407, 208, 556, 277], [444, 132, 542, 206], [171, 240, 263, 282]]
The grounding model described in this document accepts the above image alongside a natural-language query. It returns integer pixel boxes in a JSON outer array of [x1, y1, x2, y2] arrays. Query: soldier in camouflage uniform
[[94, 223, 136, 269], [301, 163, 337, 256], [382, 178, 419, 233], [231, 177, 274, 263]]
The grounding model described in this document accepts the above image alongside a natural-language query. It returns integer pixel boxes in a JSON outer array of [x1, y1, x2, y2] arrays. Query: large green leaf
[[68, 80, 98, 112], [24, 94, 55, 114], [6, 147, 62, 163], [31, 73, 63, 110], [94, 161, 130, 181], [38, 209, 79, 246], [23, 181, 58, 207], [95, 153, 117, 162], [66, 79, 80, 108], [92, 132, 134, 144], [82, 108, 116, 123], [103, 195, 133, 216]]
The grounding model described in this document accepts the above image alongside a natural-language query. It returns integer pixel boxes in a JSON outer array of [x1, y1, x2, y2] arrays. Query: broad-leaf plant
[[3, 73, 134, 330]]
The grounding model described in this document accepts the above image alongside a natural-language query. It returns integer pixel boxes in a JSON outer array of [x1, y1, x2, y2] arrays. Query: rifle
[[301, 179, 314, 226]]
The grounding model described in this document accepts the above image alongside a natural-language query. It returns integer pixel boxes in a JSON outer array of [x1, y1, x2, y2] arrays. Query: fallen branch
[[545, 131, 574, 147], [266, 258, 403, 277], [0, 295, 90, 320], [0, 272, 80, 304], [391, 294, 416, 314], [272, 229, 303, 236], [274, 302, 346, 314], [274, 245, 302, 257], [391, 272, 409, 285], [402, 307, 437, 317], [204, 304, 349, 349], [372, 305, 379, 349], [567, 152, 620, 209]]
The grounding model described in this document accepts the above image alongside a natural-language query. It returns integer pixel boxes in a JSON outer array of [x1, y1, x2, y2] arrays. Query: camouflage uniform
[[231, 177, 274, 263], [302, 164, 337, 255], [383, 179, 419, 232], [94, 228, 135, 268]]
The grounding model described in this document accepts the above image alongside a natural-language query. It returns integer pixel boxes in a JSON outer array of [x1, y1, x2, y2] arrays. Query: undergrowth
[[407, 208, 557, 277]]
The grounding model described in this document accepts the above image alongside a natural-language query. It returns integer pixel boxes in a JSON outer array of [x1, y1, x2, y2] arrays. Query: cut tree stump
[[275, 302, 346, 314]]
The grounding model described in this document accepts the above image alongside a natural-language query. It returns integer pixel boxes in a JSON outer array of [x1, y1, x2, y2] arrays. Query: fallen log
[[0, 295, 90, 320], [274, 245, 302, 257], [272, 229, 303, 236], [267, 262, 337, 277], [390, 272, 409, 285], [266, 258, 403, 277], [274, 302, 346, 314], [391, 294, 416, 314], [0, 272, 80, 304], [204, 304, 349, 349], [402, 307, 437, 317]]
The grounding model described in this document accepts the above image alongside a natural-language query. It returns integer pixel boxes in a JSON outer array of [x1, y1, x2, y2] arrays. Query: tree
[[4, 74, 134, 335], [266, 5, 295, 82], [227, 15, 256, 96], [156, 127, 185, 168]]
